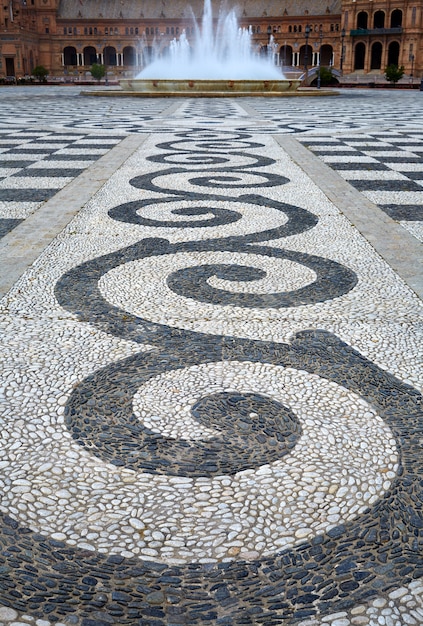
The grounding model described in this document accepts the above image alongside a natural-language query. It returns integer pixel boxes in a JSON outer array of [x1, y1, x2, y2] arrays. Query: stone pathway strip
[[0, 87, 422, 626]]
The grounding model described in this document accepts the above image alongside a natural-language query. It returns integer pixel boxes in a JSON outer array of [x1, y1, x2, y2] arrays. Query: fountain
[[119, 0, 301, 96]]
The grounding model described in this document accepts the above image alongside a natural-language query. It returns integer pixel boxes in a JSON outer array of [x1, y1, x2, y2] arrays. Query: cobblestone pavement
[[0, 86, 422, 626]]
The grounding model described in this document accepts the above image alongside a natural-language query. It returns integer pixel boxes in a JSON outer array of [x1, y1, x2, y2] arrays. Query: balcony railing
[[350, 27, 403, 36]]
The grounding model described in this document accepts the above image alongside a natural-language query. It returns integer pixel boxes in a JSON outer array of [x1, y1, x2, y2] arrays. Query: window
[[373, 11, 385, 29], [390, 9, 402, 28], [411, 7, 416, 26], [357, 12, 368, 29]]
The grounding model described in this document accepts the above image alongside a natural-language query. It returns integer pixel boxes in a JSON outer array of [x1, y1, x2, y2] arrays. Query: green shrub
[[90, 63, 106, 82], [32, 65, 48, 82], [384, 64, 405, 85]]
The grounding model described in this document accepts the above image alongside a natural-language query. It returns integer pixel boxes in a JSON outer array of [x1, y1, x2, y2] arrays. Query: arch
[[63, 46, 77, 66], [390, 9, 402, 28], [320, 44, 333, 66], [104, 46, 117, 66], [370, 41, 382, 69], [354, 42, 366, 70], [387, 41, 400, 66], [83, 46, 97, 66], [299, 44, 313, 68], [279, 44, 293, 66], [123, 46, 136, 66], [357, 12, 368, 29], [373, 11, 385, 29]]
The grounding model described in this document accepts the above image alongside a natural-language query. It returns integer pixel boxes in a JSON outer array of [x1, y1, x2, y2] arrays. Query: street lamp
[[304, 24, 310, 76], [340, 27, 346, 72], [317, 28, 323, 89]]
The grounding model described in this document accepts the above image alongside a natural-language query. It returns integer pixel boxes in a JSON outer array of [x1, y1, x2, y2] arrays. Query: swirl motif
[[2, 129, 421, 624]]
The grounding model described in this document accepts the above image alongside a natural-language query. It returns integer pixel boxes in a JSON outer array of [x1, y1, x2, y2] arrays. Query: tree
[[315, 67, 337, 86], [32, 65, 48, 82], [384, 64, 405, 86], [90, 63, 106, 82]]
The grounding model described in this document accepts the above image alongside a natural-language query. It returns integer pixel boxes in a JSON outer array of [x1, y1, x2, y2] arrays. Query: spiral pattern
[[1, 127, 421, 624]]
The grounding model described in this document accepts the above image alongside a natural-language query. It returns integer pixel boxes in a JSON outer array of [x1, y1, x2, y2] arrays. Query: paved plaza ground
[[0, 86, 422, 626]]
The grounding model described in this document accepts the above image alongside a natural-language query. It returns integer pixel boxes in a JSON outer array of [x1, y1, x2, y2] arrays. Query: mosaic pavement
[[0, 86, 422, 626]]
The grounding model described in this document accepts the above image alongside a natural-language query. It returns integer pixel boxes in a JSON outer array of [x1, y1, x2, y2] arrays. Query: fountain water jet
[[137, 0, 281, 80], [119, 0, 301, 96]]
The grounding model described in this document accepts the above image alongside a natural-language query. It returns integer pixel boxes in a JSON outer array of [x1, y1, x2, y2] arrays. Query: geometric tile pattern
[[0, 128, 123, 236], [298, 130, 423, 242]]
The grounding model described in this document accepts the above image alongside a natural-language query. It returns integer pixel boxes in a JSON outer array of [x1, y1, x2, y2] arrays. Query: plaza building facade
[[0, 0, 422, 81]]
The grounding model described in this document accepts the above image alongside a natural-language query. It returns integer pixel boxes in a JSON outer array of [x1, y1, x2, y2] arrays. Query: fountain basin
[[118, 78, 302, 97]]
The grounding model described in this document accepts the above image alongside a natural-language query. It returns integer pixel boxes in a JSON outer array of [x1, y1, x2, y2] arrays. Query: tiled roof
[[58, 0, 341, 21]]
